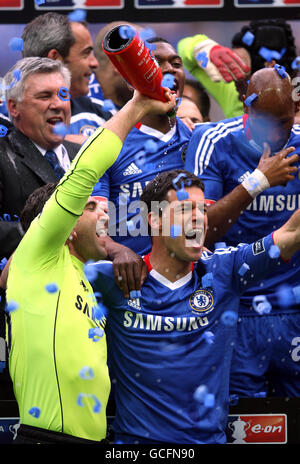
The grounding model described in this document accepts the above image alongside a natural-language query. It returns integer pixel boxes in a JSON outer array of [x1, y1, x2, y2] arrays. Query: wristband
[[241, 169, 270, 198]]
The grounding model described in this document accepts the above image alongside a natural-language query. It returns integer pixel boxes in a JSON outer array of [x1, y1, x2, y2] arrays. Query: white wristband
[[242, 169, 270, 198]]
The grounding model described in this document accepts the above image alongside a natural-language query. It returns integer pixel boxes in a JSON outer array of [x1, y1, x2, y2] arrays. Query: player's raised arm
[[273, 209, 300, 261]]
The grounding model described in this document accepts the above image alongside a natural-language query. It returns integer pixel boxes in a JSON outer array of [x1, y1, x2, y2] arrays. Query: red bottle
[[102, 25, 167, 102]]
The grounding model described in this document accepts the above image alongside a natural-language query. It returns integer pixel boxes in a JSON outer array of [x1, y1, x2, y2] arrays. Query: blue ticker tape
[[268, 244, 280, 259], [291, 56, 300, 71], [144, 139, 158, 153], [274, 64, 287, 79], [129, 290, 141, 299], [52, 123, 68, 137], [202, 331, 215, 344], [176, 188, 189, 201], [119, 25, 136, 40], [28, 407, 41, 418], [102, 99, 115, 112], [161, 74, 175, 90], [45, 283, 58, 293], [5, 300, 19, 313], [238, 262, 250, 276], [0, 125, 8, 137], [88, 327, 104, 342], [84, 261, 98, 283], [140, 28, 155, 42], [76, 393, 101, 413], [242, 31, 255, 47], [79, 366, 94, 380], [194, 384, 208, 403], [220, 310, 238, 326], [196, 51, 208, 68], [9, 37, 23, 52], [244, 93, 258, 107], [170, 224, 182, 238], [68, 9, 87, 22], [258, 47, 281, 62], [58, 86, 71, 102], [252, 295, 272, 315]]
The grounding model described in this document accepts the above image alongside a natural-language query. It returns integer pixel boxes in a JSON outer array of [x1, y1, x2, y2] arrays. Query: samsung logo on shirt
[[123, 311, 208, 332], [247, 194, 300, 213]]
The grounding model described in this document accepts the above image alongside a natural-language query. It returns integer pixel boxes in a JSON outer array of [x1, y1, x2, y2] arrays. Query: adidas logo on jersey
[[238, 171, 251, 183], [127, 298, 141, 310], [123, 163, 142, 176]]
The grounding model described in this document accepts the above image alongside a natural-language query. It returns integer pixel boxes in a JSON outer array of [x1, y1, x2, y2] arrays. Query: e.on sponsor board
[[227, 414, 287, 444]]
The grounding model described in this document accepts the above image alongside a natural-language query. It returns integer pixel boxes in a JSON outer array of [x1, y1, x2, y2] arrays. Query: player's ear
[[148, 211, 161, 237]]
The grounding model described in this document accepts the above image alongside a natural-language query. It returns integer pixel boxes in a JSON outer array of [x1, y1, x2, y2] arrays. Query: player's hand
[[257, 143, 299, 187], [194, 39, 250, 82], [179, 117, 197, 131], [111, 246, 148, 299], [132, 88, 177, 116]]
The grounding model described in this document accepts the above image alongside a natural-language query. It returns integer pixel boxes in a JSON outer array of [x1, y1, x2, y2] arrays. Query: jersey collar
[[143, 252, 194, 290]]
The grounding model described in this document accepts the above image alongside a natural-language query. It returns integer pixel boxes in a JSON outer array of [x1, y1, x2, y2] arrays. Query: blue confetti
[[220, 310, 238, 326], [84, 261, 98, 283], [144, 139, 158, 153], [52, 122, 68, 137], [242, 31, 255, 47], [170, 224, 182, 238], [244, 93, 258, 107], [145, 41, 156, 51], [238, 262, 250, 276], [76, 393, 101, 413], [127, 220, 135, 232], [268, 244, 280, 259], [79, 366, 94, 380], [161, 73, 175, 90], [196, 51, 208, 68], [129, 290, 141, 299], [204, 393, 215, 408], [58, 86, 71, 102], [280, 48, 286, 58], [119, 25, 136, 40], [45, 283, 58, 293], [140, 28, 155, 42], [5, 300, 19, 313], [134, 150, 146, 167], [0, 125, 7, 137], [9, 37, 23, 52], [201, 272, 213, 288], [13, 69, 22, 82], [88, 327, 104, 342], [68, 9, 87, 23], [28, 407, 41, 418], [176, 188, 189, 201], [202, 331, 215, 344], [35, 0, 45, 5], [194, 384, 208, 403], [291, 56, 300, 71], [274, 64, 287, 79], [276, 284, 294, 308], [258, 46, 281, 62], [102, 99, 115, 112], [252, 295, 272, 315], [0, 257, 7, 270], [253, 391, 267, 398], [292, 285, 300, 304], [229, 394, 239, 406], [92, 302, 107, 320]]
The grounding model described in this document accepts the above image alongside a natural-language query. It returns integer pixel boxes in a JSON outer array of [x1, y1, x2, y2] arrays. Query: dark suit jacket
[[0, 126, 80, 259]]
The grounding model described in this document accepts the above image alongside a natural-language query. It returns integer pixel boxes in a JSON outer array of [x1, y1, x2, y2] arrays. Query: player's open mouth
[[185, 228, 203, 240]]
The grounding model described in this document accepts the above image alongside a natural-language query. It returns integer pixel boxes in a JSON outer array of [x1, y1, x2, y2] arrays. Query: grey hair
[[22, 12, 77, 59], [4, 57, 71, 104]]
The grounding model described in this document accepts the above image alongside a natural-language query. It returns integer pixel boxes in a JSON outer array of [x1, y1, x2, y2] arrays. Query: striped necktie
[[44, 150, 65, 180]]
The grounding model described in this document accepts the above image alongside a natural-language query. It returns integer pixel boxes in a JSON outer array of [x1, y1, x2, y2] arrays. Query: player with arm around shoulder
[[90, 169, 300, 444]]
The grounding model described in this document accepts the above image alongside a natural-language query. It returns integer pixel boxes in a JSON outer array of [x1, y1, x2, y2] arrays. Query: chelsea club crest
[[189, 289, 214, 315]]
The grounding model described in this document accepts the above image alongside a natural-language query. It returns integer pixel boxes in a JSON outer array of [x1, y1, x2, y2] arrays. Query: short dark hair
[[20, 183, 57, 232], [22, 12, 88, 60], [231, 19, 297, 78], [140, 169, 204, 237]]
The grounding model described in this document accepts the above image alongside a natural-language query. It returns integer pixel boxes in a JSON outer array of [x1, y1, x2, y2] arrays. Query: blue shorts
[[230, 312, 300, 397]]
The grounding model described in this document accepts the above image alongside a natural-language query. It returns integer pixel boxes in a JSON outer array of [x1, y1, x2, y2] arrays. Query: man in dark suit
[[0, 56, 80, 260]]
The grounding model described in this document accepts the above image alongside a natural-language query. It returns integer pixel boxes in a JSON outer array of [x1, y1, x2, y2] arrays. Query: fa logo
[[189, 289, 214, 315]]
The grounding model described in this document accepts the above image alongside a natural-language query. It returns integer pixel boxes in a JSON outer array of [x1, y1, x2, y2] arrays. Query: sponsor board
[[227, 414, 287, 444]]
